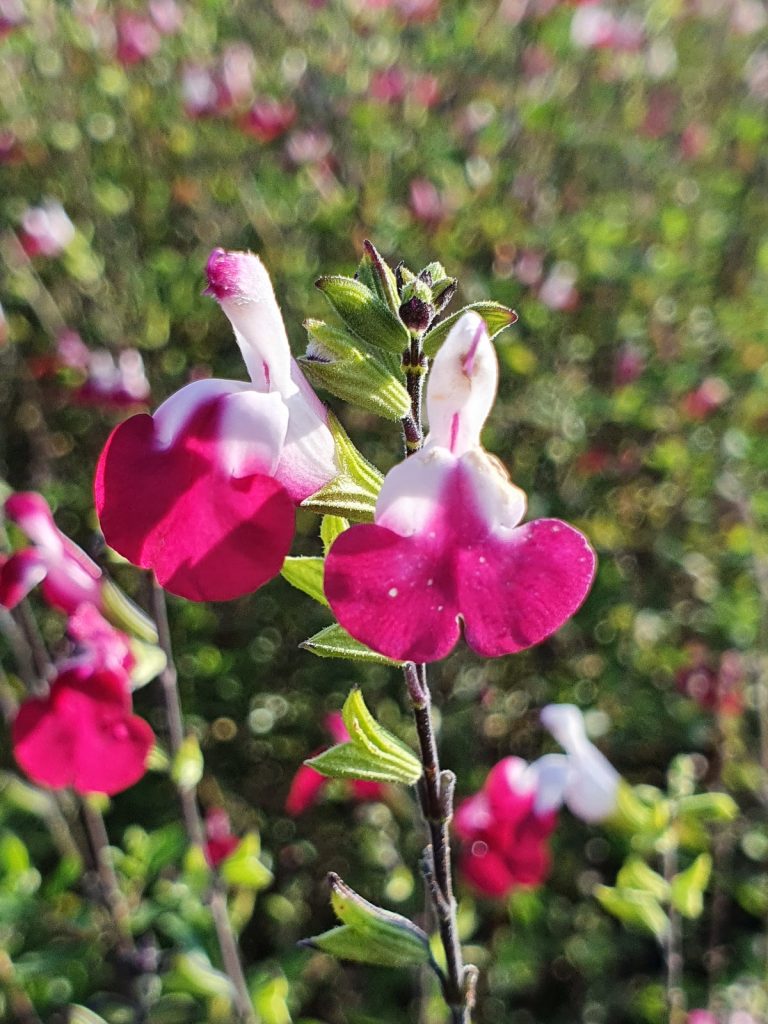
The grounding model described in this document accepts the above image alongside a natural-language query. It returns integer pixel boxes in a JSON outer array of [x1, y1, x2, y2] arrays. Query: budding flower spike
[[95, 249, 338, 601], [323, 312, 597, 663]]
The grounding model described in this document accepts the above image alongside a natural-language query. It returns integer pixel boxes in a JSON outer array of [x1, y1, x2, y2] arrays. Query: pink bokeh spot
[[325, 461, 594, 663], [12, 664, 154, 795], [95, 396, 295, 602]]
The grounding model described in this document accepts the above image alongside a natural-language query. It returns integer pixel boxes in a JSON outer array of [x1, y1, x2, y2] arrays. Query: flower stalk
[[151, 582, 258, 1024], [400, 331, 474, 1023]]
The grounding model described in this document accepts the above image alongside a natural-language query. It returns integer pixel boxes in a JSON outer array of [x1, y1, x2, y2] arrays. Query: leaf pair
[[307, 688, 421, 787]]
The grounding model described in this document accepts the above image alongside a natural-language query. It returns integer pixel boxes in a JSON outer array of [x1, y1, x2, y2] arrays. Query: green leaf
[[128, 638, 167, 689], [316, 275, 409, 352], [422, 302, 518, 357], [616, 859, 670, 902], [101, 578, 159, 643], [594, 885, 669, 939], [320, 515, 349, 555], [301, 412, 383, 522], [300, 319, 411, 420], [171, 735, 204, 791], [300, 622, 401, 665], [281, 556, 328, 607], [307, 688, 421, 786], [219, 833, 273, 892], [678, 792, 738, 824], [357, 240, 402, 314], [671, 853, 712, 919], [69, 1008, 110, 1024], [168, 950, 234, 999], [302, 873, 431, 969]]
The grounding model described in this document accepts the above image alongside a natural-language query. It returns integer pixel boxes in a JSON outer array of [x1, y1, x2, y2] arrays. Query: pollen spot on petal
[[111, 722, 129, 740], [470, 840, 488, 857], [437, 605, 444, 612], [426, 578, 434, 586], [388, 587, 399, 598], [479, 556, 486, 564]]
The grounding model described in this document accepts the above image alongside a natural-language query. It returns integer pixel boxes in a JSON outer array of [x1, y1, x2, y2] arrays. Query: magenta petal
[[460, 845, 518, 898], [324, 522, 460, 664], [12, 665, 153, 795], [458, 519, 596, 658], [0, 549, 48, 609], [95, 401, 295, 601], [285, 763, 327, 815]]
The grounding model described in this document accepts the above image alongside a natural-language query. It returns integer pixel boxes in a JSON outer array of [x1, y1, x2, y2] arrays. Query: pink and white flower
[[324, 312, 596, 663], [19, 201, 75, 258], [455, 756, 564, 897], [0, 493, 106, 614], [95, 249, 338, 602], [12, 662, 153, 795], [540, 704, 620, 823]]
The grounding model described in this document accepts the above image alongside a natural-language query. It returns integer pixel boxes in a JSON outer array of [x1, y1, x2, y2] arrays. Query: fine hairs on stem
[[151, 581, 258, 1024], [400, 331, 475, 1023]]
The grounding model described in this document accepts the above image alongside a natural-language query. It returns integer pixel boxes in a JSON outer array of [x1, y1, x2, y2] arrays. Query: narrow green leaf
[[302, 873, 431, 969], [320, 515, 349, 555], [300, 622, 401, 666], [281, 556, 328, 607], [169, 950, 234, 999], [341, 688, 421, 781], [616, 859, 670, 902], [422, 302, 518, 357], [299, 327, 411, 420], [219, 833, 273, 891], [101, 578, 158, 643], [594, 884, 669, 939], [670, 853, 712, 919], [128, 638, 167, 690], [316, 275, 409, 352], [302, 924, 428, 968], [301, 412, 383, 522], [307, 742, 416, 784], [678, 792, 738, 824], [171, 735, 204, 791], [359, 240, 401, 314]]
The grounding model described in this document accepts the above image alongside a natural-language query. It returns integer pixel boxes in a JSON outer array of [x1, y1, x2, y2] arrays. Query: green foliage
[[307, 687, 421, 785], [303, 872, 431, 969]]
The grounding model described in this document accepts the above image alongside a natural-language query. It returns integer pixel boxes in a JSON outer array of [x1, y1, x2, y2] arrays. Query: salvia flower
[[19, 200, 75, 258], [203, 808, 241, 867], [95, 249, 337, 601], [540, 704, 620, 823], [324, 312, 596, 663], [12, 662, 153, 795], [66, 603, 136, 676], [454, 756, 563, 897], [286, 712, 385, 815], [0, 493, 105, 614]]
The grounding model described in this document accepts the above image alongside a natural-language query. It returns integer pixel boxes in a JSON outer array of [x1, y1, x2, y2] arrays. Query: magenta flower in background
[[12, 663, 154, 795], [76, 348, 151, 409], [115, 10, 161, 65], [95, 249, 338, 601], [0, 493, 105, 614], [203, 808, 241, 867], [409, 178, 446, 228], [0, 0, 25, 37], [324, 312, 596, 663], [148, 0, 182, 35], [454, 756, 562, 897], [66, 604, 136, 676], [538, 262, 579, 311], [286, 712, 385, 815], [240, 99, 296, 143], [19, 200, 75, 258]]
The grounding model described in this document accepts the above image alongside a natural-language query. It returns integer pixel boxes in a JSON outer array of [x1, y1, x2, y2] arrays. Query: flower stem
[[81, 796, 136, 956], [404, 663, 473, 1022], [151, 582, 258, 1024]]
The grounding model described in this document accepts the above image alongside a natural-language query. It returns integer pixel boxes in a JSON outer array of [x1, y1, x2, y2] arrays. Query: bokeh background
[[2, 0, 768, 1021]]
